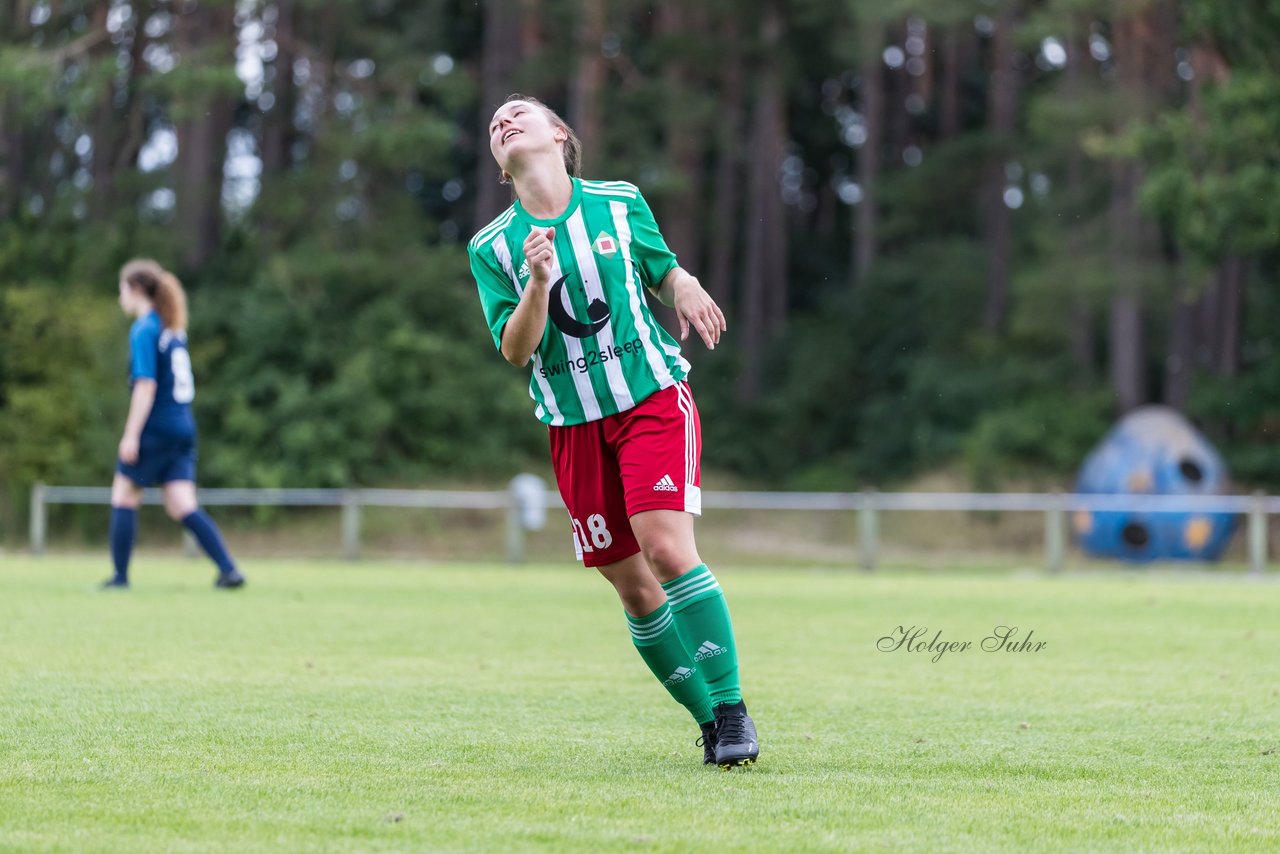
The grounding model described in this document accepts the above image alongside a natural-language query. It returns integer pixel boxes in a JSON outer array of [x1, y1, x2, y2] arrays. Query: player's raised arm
[[499, 226, 556, 367]]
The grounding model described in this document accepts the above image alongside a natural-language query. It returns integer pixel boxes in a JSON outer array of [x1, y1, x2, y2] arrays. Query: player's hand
[[673, 275, 727, 350], [118, 434, 140, 465], [523, 227, 556, 287]]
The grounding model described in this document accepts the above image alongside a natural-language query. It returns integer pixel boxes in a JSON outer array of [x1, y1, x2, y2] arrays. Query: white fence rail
[[28, 480, 1275, 573]]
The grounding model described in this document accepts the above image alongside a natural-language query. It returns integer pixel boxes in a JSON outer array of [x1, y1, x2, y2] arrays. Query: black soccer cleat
[[712, 700, 759, 769], [698, 720, 718, 765], [215, 570, 246, 589], [99, 576, 130, 590]]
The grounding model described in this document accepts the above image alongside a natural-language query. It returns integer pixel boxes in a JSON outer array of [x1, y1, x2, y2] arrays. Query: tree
[[1107, 7, 1153, 412], [735, 0, 787, 402], [261, 0, 299, 179], [704, 13, 746, 310], [171, 0, 238, 269], [852, 12, 882, 281], [473, 0, 534, 229], [568, 0, 605, 171], [980, 2, 1019, 332], [655, 1, 703, 272]]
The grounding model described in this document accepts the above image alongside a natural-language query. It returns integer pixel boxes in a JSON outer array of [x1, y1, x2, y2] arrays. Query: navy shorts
[[117, 435, 197, 487]]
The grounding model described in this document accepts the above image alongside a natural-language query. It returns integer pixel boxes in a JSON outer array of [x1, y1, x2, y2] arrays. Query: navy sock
[[181, 510, 237, 576], [109, 507, 137, 581]]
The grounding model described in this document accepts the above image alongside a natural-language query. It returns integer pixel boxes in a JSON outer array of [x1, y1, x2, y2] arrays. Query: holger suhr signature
[[877, 626, 1047, 663]]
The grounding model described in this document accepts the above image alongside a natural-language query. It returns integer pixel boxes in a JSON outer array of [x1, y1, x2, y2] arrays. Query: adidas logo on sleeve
[[653, 474, 679, 492]]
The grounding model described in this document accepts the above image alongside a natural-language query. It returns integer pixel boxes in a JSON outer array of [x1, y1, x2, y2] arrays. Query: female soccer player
[[468, 95, 758, 768], [104, 259, 245, 590]]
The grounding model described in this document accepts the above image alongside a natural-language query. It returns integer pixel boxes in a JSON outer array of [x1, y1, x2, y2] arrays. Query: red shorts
[[549, 382, 702, 567]]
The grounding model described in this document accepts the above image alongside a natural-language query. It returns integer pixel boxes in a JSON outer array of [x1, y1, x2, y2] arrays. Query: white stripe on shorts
[[674, 383, 702, 515]]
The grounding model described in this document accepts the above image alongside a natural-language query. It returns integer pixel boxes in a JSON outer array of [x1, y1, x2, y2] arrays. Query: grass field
[[1, 556, 1277, 852]]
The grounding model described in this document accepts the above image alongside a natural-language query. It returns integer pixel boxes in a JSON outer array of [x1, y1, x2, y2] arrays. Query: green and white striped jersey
[[468, 178, 690, 426]]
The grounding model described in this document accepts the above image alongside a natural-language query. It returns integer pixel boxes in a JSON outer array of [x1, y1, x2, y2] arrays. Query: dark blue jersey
[[129, 311, 196, 439]]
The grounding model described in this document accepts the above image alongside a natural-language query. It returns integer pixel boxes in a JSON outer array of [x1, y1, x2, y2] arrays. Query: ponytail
[[119, 258, 188, 331], [154, 271, 188, 332]]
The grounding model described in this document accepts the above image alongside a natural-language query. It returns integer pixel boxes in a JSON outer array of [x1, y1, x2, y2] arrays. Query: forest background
[[2, 0, 1278, 538]]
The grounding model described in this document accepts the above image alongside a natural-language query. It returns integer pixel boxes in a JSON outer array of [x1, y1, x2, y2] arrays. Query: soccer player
[[103, 259, 245, 590], [468, 95, 758, 768]]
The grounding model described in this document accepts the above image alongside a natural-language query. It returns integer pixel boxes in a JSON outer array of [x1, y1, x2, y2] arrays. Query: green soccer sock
[[626, 602, 715, 725], [662, 564, 742, 707]]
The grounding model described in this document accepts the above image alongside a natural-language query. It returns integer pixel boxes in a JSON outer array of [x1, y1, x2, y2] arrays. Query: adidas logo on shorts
[[663, 665, 695, 686], [694, 640, 726, 661], [653, 474, 679, 492]]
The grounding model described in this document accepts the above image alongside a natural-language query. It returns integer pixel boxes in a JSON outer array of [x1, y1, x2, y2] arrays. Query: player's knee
[[640, 537, 693, 580], [600, 565, 665, 615], [110, 483, 141, 509], [619, 586, 663, 617], [164, 500, 195, 521]]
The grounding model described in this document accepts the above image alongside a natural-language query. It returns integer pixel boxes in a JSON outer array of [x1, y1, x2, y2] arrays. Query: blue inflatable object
[[1074, 406, 1236, 562]]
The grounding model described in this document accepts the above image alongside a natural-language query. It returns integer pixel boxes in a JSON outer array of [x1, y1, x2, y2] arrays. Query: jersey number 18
[[572, 514, 613, 552]]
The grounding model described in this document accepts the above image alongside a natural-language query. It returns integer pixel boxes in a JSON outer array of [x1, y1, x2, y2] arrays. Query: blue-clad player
[[103, 259, 245, 589]]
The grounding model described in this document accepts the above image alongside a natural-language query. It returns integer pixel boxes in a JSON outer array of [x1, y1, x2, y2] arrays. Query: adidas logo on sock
[[663, 665, 695, 686], [694, 640, 726, 661], [653, 474, 678, 492]]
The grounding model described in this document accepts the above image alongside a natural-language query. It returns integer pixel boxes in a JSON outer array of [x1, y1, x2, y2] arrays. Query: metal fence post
[[341, 490, 361, 561], [858, 491, 878, 571], [506, 480, 525, 564], [30, 482, 47, 556], [1248, 491, 1267, 576], [506, 474, 549, 564], [1045, 493, 1066, 574]]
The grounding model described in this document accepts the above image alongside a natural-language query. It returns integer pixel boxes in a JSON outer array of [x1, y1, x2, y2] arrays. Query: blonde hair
[[497, 93, 582, 186], [120, 258, 188, 332]]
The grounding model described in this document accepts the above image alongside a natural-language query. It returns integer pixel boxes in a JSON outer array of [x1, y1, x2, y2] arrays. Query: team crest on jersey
[[592, 232, 617, 258], [518, 259, 531, 281]]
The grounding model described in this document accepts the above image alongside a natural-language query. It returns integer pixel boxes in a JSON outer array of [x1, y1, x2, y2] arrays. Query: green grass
[[1, 556, 1278, 853]]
